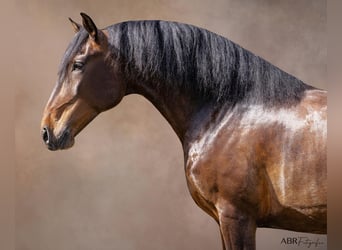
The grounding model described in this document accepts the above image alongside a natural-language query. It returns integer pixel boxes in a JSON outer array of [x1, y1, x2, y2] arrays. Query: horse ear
[[68, 17, 81, 33], [80, 12, 98, 42]]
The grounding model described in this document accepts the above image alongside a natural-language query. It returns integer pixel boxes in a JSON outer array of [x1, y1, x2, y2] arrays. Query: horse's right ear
[[80, 12, 98, 42], [68, 17, 81, 33]]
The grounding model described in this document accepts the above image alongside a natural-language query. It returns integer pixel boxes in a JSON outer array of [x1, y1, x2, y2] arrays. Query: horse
[[40, 13, 327, 250]]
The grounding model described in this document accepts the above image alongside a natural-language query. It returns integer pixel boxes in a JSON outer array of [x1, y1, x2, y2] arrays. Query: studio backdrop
[[14, 1, 326, 249]]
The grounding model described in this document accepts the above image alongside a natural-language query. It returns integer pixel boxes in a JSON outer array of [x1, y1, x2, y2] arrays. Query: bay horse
[[41, 13, 327, 250]]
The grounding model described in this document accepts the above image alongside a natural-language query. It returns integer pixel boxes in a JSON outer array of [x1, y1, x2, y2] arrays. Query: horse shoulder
[[184, 92, 327, 226], [184, 111, 278, 221]]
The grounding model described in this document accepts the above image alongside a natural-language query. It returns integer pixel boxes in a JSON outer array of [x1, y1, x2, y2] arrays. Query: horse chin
[[58, 137, 75, 150], [47, 129, 75, 151]]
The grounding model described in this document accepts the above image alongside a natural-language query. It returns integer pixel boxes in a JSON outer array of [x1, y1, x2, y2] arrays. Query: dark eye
[[72, 61, 84, 71]]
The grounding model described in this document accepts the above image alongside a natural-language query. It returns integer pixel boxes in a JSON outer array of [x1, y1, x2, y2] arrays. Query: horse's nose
[[41, 126, 58, 150], [42, 127, 50, 145]]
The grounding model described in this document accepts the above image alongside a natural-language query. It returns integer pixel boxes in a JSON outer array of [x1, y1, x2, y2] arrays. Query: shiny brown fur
[[41, 14, 327, 250]]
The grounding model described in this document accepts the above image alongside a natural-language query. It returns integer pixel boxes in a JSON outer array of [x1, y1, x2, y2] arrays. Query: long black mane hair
[[60, 20, 312, 105]]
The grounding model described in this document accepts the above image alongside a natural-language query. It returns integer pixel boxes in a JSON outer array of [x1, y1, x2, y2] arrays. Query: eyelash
[[72, 61, 85, 71]]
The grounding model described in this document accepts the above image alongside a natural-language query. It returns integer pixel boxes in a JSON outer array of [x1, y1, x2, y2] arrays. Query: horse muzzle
[[41, 126, 75, 151]]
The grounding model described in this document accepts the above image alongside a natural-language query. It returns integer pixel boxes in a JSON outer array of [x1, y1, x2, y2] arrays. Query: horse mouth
[[56, 129, 75, 150], [42, 127, 75, 151]]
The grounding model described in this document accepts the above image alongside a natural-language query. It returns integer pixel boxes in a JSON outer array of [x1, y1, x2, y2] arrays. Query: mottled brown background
[[7, 0, 329, 249]]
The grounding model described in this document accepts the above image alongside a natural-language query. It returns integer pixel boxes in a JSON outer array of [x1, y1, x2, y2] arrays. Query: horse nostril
[[42, 127, 50, 144]]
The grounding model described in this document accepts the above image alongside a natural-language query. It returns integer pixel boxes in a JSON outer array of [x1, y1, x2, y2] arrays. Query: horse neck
[[125, 80, 214, 144]]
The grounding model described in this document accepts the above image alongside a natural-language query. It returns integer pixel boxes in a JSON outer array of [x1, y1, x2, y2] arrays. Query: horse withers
[[41, 13, 327, 250]]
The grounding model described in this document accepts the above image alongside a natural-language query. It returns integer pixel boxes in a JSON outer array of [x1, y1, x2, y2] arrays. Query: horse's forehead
[[68, 33, 109, 63], [58, 31, 87, 75], [78, 39, 103, 57]]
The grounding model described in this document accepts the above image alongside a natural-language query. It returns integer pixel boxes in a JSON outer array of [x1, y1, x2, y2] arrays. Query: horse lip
[[47, 143, 58, 151], [44, 128, 74, 151], [56, 128, 74, 150]]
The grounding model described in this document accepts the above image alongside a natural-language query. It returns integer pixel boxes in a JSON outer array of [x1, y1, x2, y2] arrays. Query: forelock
[[57, 28, 89, 82]]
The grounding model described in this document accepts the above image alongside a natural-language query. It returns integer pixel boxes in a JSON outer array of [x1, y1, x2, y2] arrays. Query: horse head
[[41, 13, 126, 150]]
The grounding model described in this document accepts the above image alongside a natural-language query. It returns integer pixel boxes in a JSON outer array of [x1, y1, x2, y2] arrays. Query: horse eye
[[72, 61, 84, 71]]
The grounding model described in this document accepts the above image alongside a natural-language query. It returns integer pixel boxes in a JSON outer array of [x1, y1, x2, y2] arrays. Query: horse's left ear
[[68, 17, 81, 33], [80, 12, 98, 42]]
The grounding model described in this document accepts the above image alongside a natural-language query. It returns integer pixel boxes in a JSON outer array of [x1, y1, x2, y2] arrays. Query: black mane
[[60, 20, 312, 105]]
